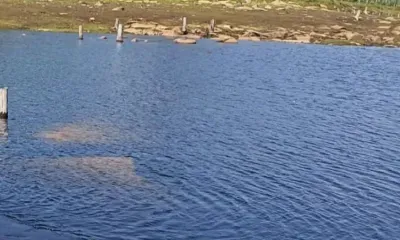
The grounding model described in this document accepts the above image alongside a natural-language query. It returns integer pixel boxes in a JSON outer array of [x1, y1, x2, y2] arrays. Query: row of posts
[[78, 17, 216, 42]]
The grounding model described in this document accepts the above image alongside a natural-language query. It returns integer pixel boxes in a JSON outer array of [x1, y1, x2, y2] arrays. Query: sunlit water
[[0, 31, 400, 240]]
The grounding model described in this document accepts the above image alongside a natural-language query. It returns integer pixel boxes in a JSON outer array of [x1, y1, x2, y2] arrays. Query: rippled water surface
[[0, 31, 400, 240]]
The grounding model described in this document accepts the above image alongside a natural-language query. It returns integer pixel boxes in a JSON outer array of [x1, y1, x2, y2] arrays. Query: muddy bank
[[1, 0, 400, 46]]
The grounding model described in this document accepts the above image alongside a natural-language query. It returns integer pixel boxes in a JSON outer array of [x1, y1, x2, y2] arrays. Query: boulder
[[378, 25, 391, 30], [331, 25, 345, 31], [335, 31, 359, 41], [129, 23, 157, 29], [365, 35, 381, 44], [99, 36, 107, 39], [162, 30, 179, 38], [198, 0, 212, 4], [211, 34, 232, 42], [265, 29, 288, 39], [89, 17, 95, 22], [112, 6, 124, 11], [294, 34, 311, 43], [185, 34, 201, 39], [223, 38, 238, 43], [174, 38, 197, 44], [317, 25, 331, 32], [239, 36, 261, 41], [391, 26, 400, 35], [94, 1, 103, 7], [378, 20, 391, 24], [383, 36, 394, 44], [235, 6, 253, 10], [124, 28, 143, 34]]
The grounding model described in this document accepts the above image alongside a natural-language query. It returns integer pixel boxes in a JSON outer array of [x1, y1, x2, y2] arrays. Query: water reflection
[[0, 119, 7, 141]]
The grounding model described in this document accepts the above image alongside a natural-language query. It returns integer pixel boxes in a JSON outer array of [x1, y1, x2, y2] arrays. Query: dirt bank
[[1, 0, 400, 46]]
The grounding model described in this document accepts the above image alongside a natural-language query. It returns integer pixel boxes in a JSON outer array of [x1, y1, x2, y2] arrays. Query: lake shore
[[1, 0, 400, 46]]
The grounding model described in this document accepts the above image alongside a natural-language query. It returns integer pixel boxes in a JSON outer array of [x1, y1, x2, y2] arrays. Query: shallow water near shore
[[0, 31, 400, 239]]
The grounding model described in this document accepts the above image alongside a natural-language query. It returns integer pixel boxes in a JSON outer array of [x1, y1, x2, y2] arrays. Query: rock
[[211, 34, 231, 42], [124, 28, 143, 34], [185, 34, 201, 39], [331, 25, 345, 31], [378, 25, 391, 30], [252, 6, 268, 11], [129, 23, 157, 29], [239, 36, 261, 41], [223, 38, 238, 43], [294, 34, 311, 43], [219, 24, 233, 30], [59, 12, 68, 15], [264, 5, 272, 9], [198, 0, 211, 4], [132, 38, 138, 42], [385, 17, 396, 22], [271, 0, 287, 6], [310, 32, 327, 39], [378, 20, 391, 24], [161, 30, 179, 37], [383, 36, 394, 44], [305, 6, 318, 10], [391, 26, 400, 35], [235, 6, 253, 10], [365, 35, 381, 44], [94, 1, 103, 7], [112, 6, 124, 11], [334, 31, 357, 40], [317, 25, 331, 31], [212, 1, 235, 8], [319, 4, 327, 8], [99, 36, 107, 39], [174, 38, 197, 44], [265, 29, 288, 39], [143, 30, 157, 36], [89, 17, 95, 22]]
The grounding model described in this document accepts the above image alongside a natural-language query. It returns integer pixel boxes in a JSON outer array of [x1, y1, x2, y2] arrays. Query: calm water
[[0, 31, 400, 240]]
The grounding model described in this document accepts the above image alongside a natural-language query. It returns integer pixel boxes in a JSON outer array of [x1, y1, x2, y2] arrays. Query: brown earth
[[1, 0, 400, 46]]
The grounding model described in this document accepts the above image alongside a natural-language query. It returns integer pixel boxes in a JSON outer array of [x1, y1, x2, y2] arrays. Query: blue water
[[0, 31, 400, 240]]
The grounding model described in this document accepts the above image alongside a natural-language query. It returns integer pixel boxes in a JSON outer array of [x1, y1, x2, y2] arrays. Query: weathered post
[[78, 25, 83, 40], [114, 18, 119, 30], [0, 88, 8, 119], [116, 24, 124, 42], [210, 19, 215, 33], [182, 17, 187, 34]]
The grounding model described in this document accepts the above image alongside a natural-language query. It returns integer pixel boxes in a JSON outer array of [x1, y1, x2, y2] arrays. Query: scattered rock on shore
[[174, 38, 197, 44], [112, 6, 124, 11]]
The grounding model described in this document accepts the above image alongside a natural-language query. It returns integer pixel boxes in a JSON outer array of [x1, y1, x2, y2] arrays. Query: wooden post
[[116, 24, 124, 42], [182, 17, 187, 34], [78, 25, 83, 40], [210, 19, 215, 33], [114, 18, 119, 30], [0, 88, 8, 119]]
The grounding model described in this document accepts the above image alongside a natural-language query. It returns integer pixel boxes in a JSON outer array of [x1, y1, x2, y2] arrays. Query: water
[[0, 31, 400, 240]]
